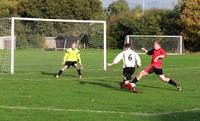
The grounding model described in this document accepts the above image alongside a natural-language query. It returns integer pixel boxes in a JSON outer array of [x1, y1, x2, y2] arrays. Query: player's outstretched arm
[[142, 48, 154, 55], [77, 51, 84, 69], [108, 52, 123, 67], [77, 52, 82, 64], [107, 62, 115, 67], [141, 48, 148, 53], [154, 55, 165, 62]]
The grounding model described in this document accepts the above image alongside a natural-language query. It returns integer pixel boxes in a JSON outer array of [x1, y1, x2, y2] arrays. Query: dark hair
[[124, 43, 131, 48], [154, 40, 161, 45]]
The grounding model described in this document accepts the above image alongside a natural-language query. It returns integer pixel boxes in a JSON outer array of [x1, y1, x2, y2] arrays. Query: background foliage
[[0, 0, 199, 51]]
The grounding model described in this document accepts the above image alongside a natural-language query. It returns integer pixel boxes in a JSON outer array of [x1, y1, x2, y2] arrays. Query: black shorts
[[149, 67, 163, 75], [123, 67, 135, 80], [65, 61, 78, 68]]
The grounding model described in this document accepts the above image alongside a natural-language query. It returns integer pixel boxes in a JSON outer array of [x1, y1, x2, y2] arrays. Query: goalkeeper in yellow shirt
[[56, 42, 83, 79]]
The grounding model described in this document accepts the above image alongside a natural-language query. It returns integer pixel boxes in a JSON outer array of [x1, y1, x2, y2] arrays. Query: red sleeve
[[160, 48, 167, 58]]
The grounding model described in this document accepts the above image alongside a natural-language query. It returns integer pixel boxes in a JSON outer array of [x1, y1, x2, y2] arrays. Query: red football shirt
[[147, 48, 167, 68]]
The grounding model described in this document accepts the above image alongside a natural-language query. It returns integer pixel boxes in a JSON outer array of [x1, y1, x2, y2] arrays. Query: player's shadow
[[41, 71, 56, 76], [157, 111, 200, 121], [79, 80, 122, 91], [139, 84, 176, 92], [41, 71, 77, 78]]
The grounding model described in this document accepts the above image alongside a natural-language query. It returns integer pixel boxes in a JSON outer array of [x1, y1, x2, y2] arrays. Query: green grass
[[0, 49, 200, 121]]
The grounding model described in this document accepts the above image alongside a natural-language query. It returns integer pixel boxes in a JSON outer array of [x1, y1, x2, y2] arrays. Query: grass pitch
[[0, 49, 200, 121]]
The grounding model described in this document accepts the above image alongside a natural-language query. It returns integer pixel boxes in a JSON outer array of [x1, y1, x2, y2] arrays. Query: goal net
[[125, 35, 183, 55], [0, 18, 11, 73], [0, 17, 106, 74]]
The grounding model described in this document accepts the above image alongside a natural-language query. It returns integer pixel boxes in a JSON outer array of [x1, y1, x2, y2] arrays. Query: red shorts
[[144, 65, 163, 75]]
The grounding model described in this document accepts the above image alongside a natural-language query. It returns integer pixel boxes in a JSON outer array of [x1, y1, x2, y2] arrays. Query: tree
[[108, 8, 164, 48], [143, 9, 163, 35], [0, 0, 23, 17], [107, 0, 129, 16], [160, 7, 182, 35], [17, 0, 104, 20], [180, 0, 200, 51]]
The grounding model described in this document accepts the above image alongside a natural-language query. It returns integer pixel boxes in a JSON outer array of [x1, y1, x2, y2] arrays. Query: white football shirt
[[113, 48, 141, 68]]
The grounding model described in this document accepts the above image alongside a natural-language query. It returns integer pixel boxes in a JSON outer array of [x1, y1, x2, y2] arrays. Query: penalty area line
[[0, 105, 199, 116]]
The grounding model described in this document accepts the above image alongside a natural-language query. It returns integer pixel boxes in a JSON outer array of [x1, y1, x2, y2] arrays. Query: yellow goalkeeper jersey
[[63, 48, 81, 64]]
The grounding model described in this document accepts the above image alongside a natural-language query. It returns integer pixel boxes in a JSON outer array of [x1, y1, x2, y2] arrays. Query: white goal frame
[[126, 35, 183, 55], [10, 17, 107, 74]]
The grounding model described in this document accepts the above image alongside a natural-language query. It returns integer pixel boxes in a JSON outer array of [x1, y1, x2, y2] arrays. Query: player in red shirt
[[128, 41, 182, 92]]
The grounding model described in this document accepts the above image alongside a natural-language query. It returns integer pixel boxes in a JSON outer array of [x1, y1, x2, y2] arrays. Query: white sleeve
[[113, 52, 123, 64], [135, 53, 141, 66]]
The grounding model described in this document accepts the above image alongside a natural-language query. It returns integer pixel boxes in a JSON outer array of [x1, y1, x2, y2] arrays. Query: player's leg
[[120, 77, 128, 89], [158, 74, 182, 91], [56, 62, 69, 78], [120, 68, 128, 89], [74, 63, 82, 79], [121, 67, 135, 89], [125, 70, 148, 93], [121, 68, 131, 89], [126, 65, 152, 93], [154, 68, 181, 91], [131, 65, 152, 84], [132, 70, 148, 83]]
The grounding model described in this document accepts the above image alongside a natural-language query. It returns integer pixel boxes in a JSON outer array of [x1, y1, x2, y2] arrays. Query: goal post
[[5, 17, 107, 74], [125, 35, 183, 55]]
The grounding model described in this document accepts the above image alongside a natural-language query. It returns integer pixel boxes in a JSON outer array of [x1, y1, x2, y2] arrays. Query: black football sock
[[57, 70, 63, 75], [168, 79, 177, 86], [77, 69, 81, 76], [132, 77, 138, 84]]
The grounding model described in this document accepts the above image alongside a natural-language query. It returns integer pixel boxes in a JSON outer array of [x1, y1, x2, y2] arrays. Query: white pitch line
[[0, 105, 199, 116]]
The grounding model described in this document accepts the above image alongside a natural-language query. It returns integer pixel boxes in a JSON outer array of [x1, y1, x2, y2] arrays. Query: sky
[[102, 0, 179, 9]]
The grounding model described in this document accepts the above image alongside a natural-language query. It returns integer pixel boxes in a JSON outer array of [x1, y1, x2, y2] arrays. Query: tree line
[[0, 0, 199, 51]]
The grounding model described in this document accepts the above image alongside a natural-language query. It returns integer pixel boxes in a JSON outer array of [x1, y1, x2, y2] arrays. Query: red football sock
[[126, 83, 133, 90]]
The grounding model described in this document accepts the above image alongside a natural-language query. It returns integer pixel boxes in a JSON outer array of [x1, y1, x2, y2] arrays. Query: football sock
[[77, 69, 81, 76], [127, 83, 133, 90], [168, 79, 177, 86], [58, 70, 63, 75], [132, 77, 138, 84], [123, 78, 126, 82]]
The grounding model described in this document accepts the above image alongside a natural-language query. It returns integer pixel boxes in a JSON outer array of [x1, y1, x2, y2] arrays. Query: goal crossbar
[[12, 17, 106, 24], [127, 35, 182, 38]]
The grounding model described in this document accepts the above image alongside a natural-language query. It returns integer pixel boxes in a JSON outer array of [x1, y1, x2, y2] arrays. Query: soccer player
[[107, 43, 141, 92], [128, 40, 182, 92], [56, 42, 83, 79]]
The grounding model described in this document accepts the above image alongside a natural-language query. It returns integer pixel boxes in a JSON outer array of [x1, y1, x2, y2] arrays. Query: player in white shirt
[[108, 43, 141, 93]]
